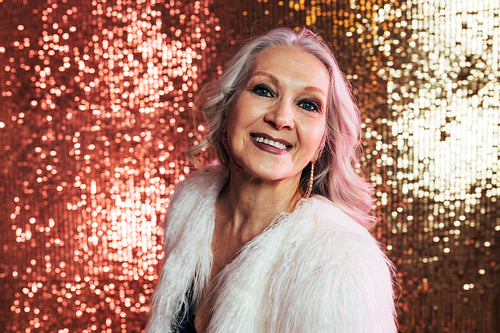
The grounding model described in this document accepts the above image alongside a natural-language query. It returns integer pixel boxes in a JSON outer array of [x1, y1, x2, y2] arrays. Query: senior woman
[[147, 27, 397, 332]]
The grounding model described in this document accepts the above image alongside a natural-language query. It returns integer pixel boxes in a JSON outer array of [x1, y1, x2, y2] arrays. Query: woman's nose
[[264, 99, 295, 130]]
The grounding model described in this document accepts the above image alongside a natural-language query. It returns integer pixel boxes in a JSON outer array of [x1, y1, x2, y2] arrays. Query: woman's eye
[[252, 85, 274, 98], [298, 100, 320, 113]]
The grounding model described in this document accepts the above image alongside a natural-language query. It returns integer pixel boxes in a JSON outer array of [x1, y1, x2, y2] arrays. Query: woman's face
[[225, 45, 329, 185]]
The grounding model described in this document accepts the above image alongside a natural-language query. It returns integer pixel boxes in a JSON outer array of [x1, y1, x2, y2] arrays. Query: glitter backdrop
[[0, 0, 498, 332]]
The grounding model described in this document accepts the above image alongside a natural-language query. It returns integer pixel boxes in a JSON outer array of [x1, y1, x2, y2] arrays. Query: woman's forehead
[[249, 46, 330, 93]]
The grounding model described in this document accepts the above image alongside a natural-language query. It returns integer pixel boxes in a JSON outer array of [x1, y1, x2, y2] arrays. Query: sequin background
[[0, 0, 498, 332]]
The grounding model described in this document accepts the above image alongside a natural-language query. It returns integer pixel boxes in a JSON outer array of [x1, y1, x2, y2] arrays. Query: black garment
[[176, 310, 197, 333], [173, 283, 197, 333]]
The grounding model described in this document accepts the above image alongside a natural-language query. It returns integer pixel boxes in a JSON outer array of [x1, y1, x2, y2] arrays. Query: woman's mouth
[[250, 133, 292, 154]]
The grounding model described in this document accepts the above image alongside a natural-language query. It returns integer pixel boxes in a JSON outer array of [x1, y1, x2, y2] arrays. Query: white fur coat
[[147, 168, 397, 332]]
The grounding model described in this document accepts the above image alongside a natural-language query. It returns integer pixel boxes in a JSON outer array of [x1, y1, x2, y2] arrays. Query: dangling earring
[[304, 160, 315, 198]]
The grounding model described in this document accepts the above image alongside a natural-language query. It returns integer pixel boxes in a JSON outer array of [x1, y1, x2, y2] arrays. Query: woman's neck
[[217, 167, 303, 242]]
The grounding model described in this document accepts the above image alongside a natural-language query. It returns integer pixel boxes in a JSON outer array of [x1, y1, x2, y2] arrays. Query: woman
[[147, 27, 397, 332]]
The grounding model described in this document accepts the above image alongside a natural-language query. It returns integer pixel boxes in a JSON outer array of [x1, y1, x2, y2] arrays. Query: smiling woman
[[147, 28, 397, 333]]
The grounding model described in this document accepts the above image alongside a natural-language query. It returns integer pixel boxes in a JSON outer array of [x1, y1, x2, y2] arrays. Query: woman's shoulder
[[304, 195, 375, 242], [162, 166, 226, 239], [173, 165, 226, 195], [295, 195, 392, 272], [167, 166, 227, 206]]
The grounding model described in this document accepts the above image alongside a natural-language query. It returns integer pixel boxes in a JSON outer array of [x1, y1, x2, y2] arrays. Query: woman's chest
[[195, 223, 314, 332], [192, 235, 246, 331]]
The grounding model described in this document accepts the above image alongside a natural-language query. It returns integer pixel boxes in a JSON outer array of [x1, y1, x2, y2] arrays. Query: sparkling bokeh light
[[0, 0, 498, 332]]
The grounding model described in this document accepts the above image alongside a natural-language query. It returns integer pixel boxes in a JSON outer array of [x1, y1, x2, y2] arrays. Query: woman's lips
[[250, 132, 292, 155]]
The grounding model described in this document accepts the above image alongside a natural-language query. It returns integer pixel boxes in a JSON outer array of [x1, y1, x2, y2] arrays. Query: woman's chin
[[231, 163, 300, 185]]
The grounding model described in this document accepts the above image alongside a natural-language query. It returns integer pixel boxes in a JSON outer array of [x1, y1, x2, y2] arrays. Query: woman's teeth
[[254, 136, 288, 150]]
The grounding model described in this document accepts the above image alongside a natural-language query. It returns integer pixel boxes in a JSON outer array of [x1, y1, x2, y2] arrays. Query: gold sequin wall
[[0, 0, 498, 332]]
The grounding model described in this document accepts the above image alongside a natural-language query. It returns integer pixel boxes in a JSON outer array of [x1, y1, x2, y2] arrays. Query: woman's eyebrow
[[248, 71, 279, 84], [249, 71, 327, 98], [302, 86, 327, 98]]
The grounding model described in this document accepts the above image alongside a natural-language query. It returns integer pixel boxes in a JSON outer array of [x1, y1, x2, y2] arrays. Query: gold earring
[[304, 160, 315, 198]]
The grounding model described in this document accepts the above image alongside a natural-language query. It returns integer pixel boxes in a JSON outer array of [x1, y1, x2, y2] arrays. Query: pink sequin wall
[[0, 0, 498, 332]]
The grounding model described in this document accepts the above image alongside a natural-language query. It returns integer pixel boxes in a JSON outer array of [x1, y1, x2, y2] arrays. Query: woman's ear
[[312, 148, 321, 163]]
